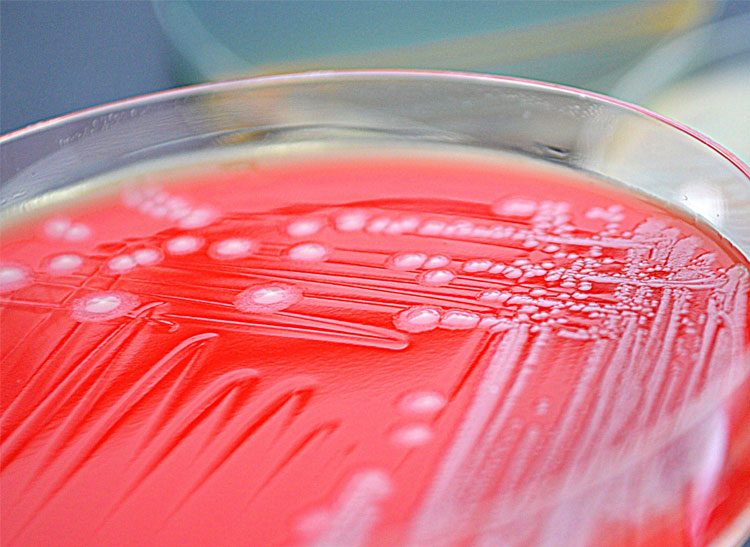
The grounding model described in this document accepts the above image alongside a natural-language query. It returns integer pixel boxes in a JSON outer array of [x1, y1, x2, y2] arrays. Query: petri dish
[[1, 71, 749, 546]]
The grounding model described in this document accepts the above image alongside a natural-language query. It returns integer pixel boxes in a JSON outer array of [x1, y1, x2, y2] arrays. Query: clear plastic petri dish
[[1, 71, 749, 546]]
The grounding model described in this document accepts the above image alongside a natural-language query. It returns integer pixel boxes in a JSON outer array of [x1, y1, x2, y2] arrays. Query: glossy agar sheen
[[1, 152, 749, 546]]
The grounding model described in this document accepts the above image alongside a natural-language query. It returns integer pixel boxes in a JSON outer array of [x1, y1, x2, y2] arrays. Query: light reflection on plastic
[[681, 183, 725, 226]]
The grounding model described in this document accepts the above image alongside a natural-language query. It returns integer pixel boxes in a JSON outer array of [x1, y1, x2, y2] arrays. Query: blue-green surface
[[190, 1, 629, 64]]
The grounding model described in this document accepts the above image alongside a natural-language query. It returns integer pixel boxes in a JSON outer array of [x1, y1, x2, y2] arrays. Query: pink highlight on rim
[[234, 282, 303, 313], [71, 291, 140, 322]]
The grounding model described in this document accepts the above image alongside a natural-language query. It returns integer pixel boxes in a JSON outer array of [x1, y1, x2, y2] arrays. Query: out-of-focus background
[[1, 0, 748, 164]]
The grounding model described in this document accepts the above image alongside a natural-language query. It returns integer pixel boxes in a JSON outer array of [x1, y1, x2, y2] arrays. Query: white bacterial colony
[[44, 253, 84, 275], [71, 291, 140, 322], [286, 242, 330, 262], [234, 282, 302, 313], [164, 235, 204, 255], [108, 247, 164, 273], [0, 263, 32, 293], [44, 217, 91, 242], [122, 186, 216, 229], [399, 391, 447, 415], [208, 238, 257, 260]]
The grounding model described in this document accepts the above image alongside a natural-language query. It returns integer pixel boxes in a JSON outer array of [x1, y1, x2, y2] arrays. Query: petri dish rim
[[1, 68, 748, 184]]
